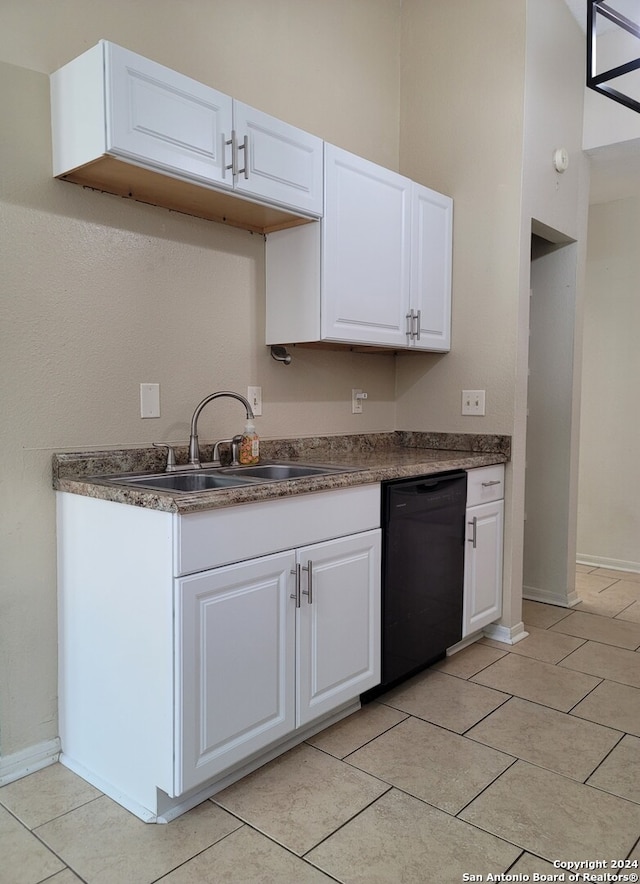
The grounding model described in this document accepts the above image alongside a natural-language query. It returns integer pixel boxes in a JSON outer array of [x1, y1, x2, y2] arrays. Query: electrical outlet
[[462, 389, 486, 416], [140, 383, 160, 418], [247, 386, 262, 417], [352, 389, 368, 414]]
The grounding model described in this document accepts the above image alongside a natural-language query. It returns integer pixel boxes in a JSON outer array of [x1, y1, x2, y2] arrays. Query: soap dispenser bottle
[[239, 419, 259, 465]]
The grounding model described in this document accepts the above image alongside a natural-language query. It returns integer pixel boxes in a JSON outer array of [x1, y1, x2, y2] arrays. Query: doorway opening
[[522, 228, 580, 607]]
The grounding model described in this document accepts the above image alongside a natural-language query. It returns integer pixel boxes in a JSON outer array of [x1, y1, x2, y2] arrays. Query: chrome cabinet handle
[[405, 309, 421, 340], [302, 560, 313, 604], [238, 134, 249, 179], [224, 132, 249, 180], [481, 480, 501, 487], [406, 310, 414, 337], [225, 131, 238, 177], [221, 132, 228, 178], [468, 517, 477, 549], [290, 563, 301, 608]]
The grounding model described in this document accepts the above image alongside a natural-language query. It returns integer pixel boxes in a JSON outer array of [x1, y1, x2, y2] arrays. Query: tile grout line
[[299, 784, 394, 861], [305, 711, 410, 762], [580, 731, 629, 787]]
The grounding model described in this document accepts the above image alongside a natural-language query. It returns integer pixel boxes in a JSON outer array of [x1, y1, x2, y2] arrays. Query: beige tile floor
[[3, 565, 640, 884]]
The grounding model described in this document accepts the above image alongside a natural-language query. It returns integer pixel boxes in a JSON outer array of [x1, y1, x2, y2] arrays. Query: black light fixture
[[587, 0, 640, 113]]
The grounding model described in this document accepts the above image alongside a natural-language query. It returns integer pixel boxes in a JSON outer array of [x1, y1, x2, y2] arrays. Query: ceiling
[[561, 0, 640, 203]]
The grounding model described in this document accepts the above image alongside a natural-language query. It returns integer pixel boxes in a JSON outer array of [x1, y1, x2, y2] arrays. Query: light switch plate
[[140, 383, 160, 418], [462, 390, 485, 416], [247, 386, 262, 417]]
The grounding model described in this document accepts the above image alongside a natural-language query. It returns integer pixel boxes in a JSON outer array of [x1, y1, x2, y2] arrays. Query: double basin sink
[[103, 462, 350, 494]]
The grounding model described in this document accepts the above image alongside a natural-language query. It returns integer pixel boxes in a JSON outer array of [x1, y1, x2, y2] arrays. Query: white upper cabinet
[[410, 184, 453, 351], [321, 146, 412, 347], [265, 144, 452, 351], [232, 101, 323, 217], [50, 41, 323, 231], [105, 42, 232, 188]]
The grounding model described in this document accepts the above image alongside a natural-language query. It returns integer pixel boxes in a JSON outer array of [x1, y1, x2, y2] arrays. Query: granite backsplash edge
[[52, 431, 511, 480]]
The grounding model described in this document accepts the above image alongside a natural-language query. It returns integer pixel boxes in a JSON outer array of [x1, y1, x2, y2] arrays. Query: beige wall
[[0, 0, 402, 168], [0, 0, 400, 761], [578, 197, 640, 572], [396, 0, 526, 438], [0, 0, 592, 767], [396, 0, 589, 629], [397, 0, 528, 637], [517, 0, 589, 608]]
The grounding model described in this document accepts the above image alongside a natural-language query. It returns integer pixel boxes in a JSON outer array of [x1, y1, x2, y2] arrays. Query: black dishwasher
[[380, 471, 467, 687]]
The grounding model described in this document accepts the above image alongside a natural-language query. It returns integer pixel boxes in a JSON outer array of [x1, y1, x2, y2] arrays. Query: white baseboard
[[0, 738, 60, 786], [60, 699, 361, 823], [446, 634, 483, 655], [483, 621, 529, 645], [576, 554, 640, 575], [523, 584, 581, 608]]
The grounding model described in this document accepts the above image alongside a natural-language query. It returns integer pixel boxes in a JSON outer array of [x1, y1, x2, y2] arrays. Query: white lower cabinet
[[463, 466, 505, 637], [176, 530, 380, 795], [56, 485, 380, 821], [295, 532, 381, 727], [176, 552, 295, 795]]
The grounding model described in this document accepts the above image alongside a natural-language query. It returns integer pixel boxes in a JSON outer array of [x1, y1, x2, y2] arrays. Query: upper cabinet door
[[410, 184, 453, 352], [106, 42, 233, 188], [233, 102, 323, 216], [322, 145, 411, 347]]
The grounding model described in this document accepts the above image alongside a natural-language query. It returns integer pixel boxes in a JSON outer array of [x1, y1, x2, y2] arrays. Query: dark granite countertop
[[53, 431, 510, 515]]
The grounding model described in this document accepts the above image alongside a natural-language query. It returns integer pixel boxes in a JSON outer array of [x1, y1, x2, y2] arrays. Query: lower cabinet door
[[176, 551, 296, 794], [296, 529, 381, 727], [463, 500, 504, 637]]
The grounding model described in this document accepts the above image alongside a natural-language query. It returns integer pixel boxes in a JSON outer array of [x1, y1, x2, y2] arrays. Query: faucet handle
[[153, 442, 177, 472], [212, 438, 232, 465], [230, 434, 243, 467]]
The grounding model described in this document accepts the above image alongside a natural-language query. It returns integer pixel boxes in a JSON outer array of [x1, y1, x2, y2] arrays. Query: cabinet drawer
[[174, 484, 381, 576], [466, 465, 505, 507]]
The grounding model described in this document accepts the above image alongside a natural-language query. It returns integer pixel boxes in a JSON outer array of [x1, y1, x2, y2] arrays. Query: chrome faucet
[[188, 391, 254, 467]]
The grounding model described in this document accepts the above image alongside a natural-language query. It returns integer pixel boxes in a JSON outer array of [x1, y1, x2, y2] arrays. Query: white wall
[[0, 0, 401, 764], [577, 196, 640, 572], [583, 27, 640, 151]]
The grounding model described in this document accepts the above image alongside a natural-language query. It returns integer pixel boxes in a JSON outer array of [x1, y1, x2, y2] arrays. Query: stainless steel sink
[[97, 461, 351, 493], [107, 472, 256, 493], [220, 463, 345, 480]]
